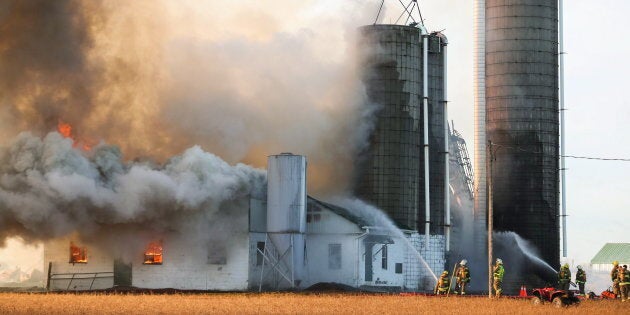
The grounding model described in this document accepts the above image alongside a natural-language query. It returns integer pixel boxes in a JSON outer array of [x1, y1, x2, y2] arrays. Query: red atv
[[531, 286, 581, 307]]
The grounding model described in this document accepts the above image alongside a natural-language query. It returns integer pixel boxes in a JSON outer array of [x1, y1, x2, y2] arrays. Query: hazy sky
[[1, 0, 628, 274]]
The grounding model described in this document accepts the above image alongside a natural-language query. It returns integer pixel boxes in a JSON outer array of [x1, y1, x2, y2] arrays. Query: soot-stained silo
[[356, 24, 448, 251], [475, 0, 560, 291]]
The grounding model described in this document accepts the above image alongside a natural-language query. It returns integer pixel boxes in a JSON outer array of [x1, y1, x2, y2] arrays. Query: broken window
[[207, 243, 227, 265], [143, 241, 163, 265], [328, 244, 341, 270], [69, 242, 87, 264], [381, 245, 388, 270], [256, 242, 265, 266]]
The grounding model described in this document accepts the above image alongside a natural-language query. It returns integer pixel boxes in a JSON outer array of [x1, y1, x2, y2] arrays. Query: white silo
[[264, 153, 307, 288]]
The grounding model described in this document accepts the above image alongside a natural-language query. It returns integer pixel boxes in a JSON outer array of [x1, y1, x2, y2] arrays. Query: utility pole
[[487, 140, 494, 298]]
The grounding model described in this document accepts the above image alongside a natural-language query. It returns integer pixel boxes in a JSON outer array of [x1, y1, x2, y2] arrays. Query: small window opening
[[69, 242, 87, 264], [328, 244, 341, 270], [395, 263, 403, 274], [256, 242, 265, 266], [208, 243, 227, 265], [144, 241, 163, 265], [381, 245, 388, 270]]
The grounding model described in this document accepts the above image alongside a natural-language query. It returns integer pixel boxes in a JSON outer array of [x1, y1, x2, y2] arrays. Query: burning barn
[[44, 153, 437, 292]]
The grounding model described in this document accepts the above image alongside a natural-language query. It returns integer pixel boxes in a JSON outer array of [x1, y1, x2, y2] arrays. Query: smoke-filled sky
[[0, 0, 628, 274]]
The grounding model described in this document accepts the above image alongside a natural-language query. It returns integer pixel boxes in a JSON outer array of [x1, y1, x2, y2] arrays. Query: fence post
[[46, 262, 52, 291]]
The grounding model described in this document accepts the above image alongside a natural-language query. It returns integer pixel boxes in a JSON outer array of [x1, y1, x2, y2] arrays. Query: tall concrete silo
[[474, 0, 560, 290], [356, 24, 449, 258]]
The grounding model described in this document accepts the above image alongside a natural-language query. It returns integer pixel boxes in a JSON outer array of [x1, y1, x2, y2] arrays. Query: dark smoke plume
[[0, 1, 383, 195], [0, 0, 103, 132], [0, 132, 266, 252]]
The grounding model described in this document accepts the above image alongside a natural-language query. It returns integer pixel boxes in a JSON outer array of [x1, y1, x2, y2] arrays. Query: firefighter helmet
[[577, 265, 582, 270], [613, 261, 619, 265], [460, 259, 467, 266], [496, 258, 503, 264], [442, 271, 449, 275]]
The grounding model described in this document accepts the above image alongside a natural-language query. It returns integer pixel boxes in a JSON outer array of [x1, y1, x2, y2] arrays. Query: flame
[[144, 241, 163, 264], [69, 242, 88, 263], [57, 120, 94, 151], [57, 121, 73, 138]]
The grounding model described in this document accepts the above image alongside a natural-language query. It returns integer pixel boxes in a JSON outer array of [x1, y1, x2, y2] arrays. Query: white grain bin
[[266, 153, 306, 287]]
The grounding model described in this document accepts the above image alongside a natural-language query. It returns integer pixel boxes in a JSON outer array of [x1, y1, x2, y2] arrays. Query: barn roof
[[591, 243, 630, 264], [307, 197, 370, 228]]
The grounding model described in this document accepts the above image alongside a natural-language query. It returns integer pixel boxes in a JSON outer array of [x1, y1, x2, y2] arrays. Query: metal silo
[[475, 0, 560, 291], [356, 24, 448, 248], [264, 153, 307, 288]]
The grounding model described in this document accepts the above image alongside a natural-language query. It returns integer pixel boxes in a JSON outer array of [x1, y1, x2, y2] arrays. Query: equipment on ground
[[530, 286, 580, 308]]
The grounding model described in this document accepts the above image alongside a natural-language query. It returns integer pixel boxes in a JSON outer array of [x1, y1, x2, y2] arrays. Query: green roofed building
[[590, 243, 630, 272]]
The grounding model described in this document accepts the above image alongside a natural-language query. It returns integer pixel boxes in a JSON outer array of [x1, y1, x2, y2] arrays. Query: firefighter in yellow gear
[[575, 265, 587, 295], [455, 259, 471, 295], [558, 263, 571, 291], [493, 258, 505, 298], [619, 265, 630, 302], [612, 261, 620, 298], [435, 271, 450, 295]]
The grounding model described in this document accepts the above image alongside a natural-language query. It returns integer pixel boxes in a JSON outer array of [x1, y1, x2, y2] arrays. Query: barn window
[[143, 241, 163, 265], [381, 245, 388, 270], [69, 242, 87, 264], [256, 242, 265, 266], [395, 263, 403, 274], [328, 244, 341, 270], [307, 205, 322, 223], [208, 243, 227, 265]]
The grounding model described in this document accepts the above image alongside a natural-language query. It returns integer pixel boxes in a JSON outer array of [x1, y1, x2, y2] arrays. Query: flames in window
[[144, 241, 163, 265], [69, 242, 88, 264]]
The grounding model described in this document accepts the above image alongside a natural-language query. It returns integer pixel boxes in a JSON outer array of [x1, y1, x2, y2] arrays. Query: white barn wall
[[359, 237, 406, 288], [132, 232, 249, 291], [44, 236, 114, 291], [303, 234, 359, 288]]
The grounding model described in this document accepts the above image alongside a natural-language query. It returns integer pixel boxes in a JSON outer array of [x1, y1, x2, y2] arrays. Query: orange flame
[[69, 242, 88, 263], [57, 121, 73, 139], [144, 241, 163, 264], [57, 120, 94, 151]]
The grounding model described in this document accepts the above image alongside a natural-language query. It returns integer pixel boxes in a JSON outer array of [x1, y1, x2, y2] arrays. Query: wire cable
[[562, 155, 630, 162]]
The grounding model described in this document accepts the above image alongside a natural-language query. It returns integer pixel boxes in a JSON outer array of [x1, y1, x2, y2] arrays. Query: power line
[[488, 143, 630, 162], [562, 155, 630, 162]]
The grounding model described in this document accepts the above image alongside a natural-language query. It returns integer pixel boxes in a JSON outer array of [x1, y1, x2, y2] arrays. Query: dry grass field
[[0, 292, 627, 315]]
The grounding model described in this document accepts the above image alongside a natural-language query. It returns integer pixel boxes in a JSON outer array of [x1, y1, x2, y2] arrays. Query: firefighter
[[612, 261, 620, 298], [435, 271, 450, 295], [558, 263, 571, 291], [493, 258, 504, 298], [455, 259, 471, 295], [619, 265, 629, 302], [575, 265, 586, 295]]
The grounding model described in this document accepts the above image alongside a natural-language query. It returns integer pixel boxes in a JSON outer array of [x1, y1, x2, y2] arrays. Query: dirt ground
[[0, 292, 627, 314]]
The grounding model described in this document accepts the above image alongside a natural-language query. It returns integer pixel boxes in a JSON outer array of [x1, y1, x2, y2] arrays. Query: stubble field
[[0, 292, 627, 314]]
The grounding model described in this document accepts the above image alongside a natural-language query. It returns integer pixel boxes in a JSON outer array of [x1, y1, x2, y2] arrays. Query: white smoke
[[328, 196, 438, 281], [0, 132, 266, 251]]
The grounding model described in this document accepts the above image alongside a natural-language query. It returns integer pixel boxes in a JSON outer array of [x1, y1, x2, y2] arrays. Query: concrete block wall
[[404, 233, 445, 291]]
